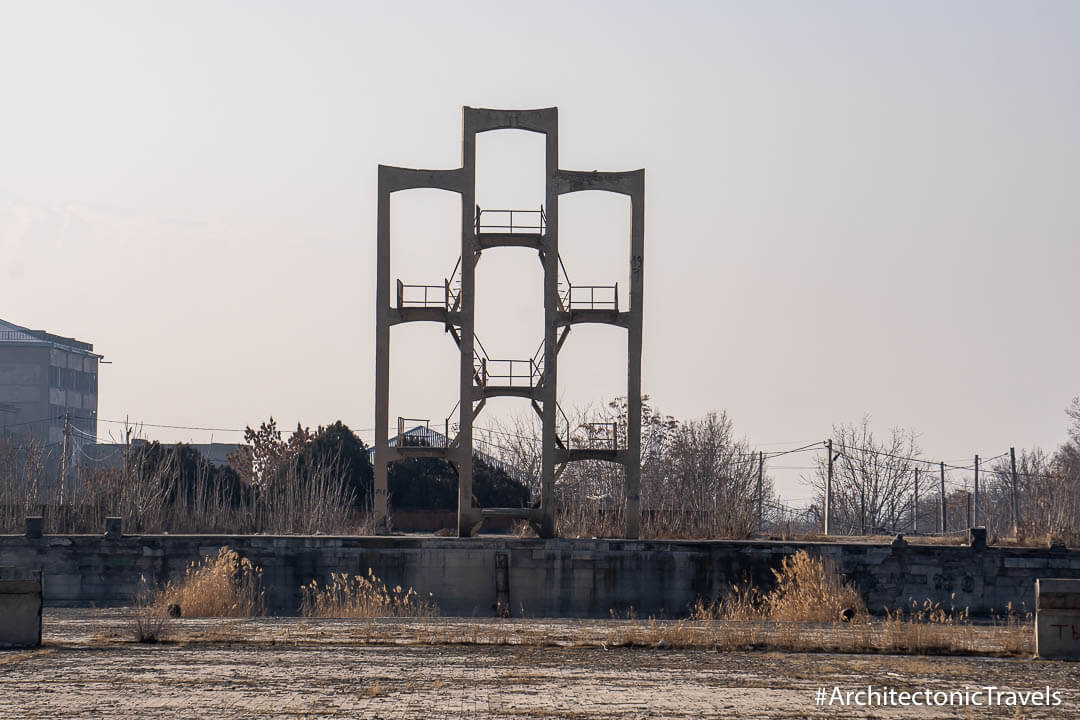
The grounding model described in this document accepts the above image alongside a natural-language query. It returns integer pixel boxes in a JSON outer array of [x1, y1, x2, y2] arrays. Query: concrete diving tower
[[374, 106, 644, 538]]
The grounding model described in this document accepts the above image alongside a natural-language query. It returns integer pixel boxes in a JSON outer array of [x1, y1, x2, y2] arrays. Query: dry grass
[[0, 648, 55, 665], [791, 533, 967, 545], [0, 434, 373, 536], [130, 579, 173, 642], [599, 551, 1031, 656], [154, 547, 266, 618], [300, 569, 438, 618], [766, 551, 866, 622], [691, 550, 866, 623], [104, 550, 1033, 657]]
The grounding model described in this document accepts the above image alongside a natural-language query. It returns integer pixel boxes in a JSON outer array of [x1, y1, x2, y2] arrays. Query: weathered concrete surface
[[0, 566, 42, 647], [1036, 578, 1080, 659], [1, 535, 1078, 617], [5, 611, 1077, 720]]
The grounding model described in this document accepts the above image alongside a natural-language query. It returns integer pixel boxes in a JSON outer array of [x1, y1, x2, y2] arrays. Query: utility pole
[[1010, 446, 1019, 538], [939, 461, 946, 534], [123, 414, 131, 482], [860, 487, 866, 536], [913, 467, 919, 534], [973, 454, 980, 527], [756, 450, 764, 535], [824, 439, 833, 535], [59, 411, 72, 507]]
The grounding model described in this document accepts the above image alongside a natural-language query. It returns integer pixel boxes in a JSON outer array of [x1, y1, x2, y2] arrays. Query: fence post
[[756, 451, 764, 534], [939, 461, 946, 534], [973, 454, 980, 527], [1010, 447, 1019, 537], [824, 439, 833, 535], [913, 467, 919, 534]]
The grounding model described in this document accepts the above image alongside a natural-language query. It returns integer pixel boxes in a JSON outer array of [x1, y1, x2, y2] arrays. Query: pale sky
[[2, 1, 1078, 501]]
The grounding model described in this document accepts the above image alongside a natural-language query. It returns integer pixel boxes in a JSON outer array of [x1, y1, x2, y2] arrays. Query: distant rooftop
[[0, 318, 101, 357]]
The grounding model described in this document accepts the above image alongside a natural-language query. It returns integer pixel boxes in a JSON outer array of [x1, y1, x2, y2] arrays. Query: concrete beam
[[1036, 578, 1080, 659], [0, 567, 42, 648]]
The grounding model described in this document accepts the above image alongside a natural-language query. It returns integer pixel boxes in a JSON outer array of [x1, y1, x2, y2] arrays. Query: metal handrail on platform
[[575, 421, 619, 450], [396, 256, 464, 312], [475, 205, 546, 234], [397, 280, 449, 309], [479, 358, 542, 388], [563, 284, 618, 311]]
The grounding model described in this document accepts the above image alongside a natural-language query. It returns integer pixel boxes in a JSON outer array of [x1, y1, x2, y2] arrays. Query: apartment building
[[0, 318, 101, 446]]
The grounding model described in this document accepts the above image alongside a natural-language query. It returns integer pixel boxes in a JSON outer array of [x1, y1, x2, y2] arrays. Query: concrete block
[[1036, 578, 1080, 659], [104, 517, 123, 538], [24, 517, 43, 539], [968, 527, 987, 551], [0, 567, 42, 648]]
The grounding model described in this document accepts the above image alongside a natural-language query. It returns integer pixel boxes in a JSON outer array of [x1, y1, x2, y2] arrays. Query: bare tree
[[646, 411, 768, 538], [529, 396, 769, 539], [807, 416, 922, 535]]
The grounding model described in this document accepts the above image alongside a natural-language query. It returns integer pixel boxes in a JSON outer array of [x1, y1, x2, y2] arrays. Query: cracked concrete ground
[[1, 610, 1077, 719]]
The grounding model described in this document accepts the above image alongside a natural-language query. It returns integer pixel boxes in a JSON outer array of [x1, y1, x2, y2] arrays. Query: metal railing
[[557, 403, 571, 449], [563, 284, 618, 311], [574, 421, 619, 450], [475, 205, 546, 234], [446, 257, 462, 312], [444, 400, 460, 447], [397, 280, 449, 309], [397, 417, 430, 447], [531, 338, 546, 384], [555, 254, 618, 311], [388, 415, 528, 482], [472, 333, 492, 385], [477, 358, 543, 388], [556, 254, 572, 311], [396, 257, 463, 312], [470, 334, 546, 389]]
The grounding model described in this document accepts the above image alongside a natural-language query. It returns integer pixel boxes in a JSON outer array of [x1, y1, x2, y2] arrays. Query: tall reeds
[[300, 569, 438, 618], [0, 435, 371, 535], [154, 547, 266, 617]]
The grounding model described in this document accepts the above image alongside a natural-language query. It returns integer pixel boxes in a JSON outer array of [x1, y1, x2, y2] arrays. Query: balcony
[[475, 206, 546, 250]]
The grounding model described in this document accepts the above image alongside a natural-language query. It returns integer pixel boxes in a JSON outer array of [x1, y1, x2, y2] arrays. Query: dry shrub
[[693, 582, 766, 621], [300, 569, 438, 618], [669, 552, 1034, 655], [767, 551, 865, 622], [691, 551, 864, 623], [156, 547, 265, 617], [131, 576, 172, 642]]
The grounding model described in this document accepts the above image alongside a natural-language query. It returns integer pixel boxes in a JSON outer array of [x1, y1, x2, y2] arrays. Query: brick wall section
[[2, 534, 1078, 617]]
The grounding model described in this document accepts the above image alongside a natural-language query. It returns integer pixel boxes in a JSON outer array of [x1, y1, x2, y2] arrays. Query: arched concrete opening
[[558, 191, 631, 299], [470, 395, 543, 504], [389, 188, 461, 292], [475, 129, 546, 215], [474, 246, 545, 376], [388, 322, 458, 439], [556, 323, 628, 426]]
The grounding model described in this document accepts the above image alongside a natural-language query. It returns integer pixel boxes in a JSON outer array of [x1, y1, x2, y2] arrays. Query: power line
[[7, 412, 1067, 483]]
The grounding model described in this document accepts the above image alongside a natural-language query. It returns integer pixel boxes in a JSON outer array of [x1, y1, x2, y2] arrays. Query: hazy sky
[[2, 1, 1077, 500]]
